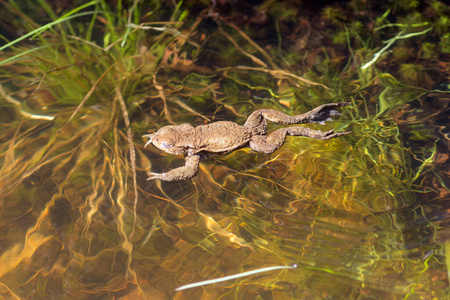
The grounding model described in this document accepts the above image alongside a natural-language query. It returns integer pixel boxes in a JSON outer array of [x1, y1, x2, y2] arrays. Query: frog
[[143, 102, 351, 181]]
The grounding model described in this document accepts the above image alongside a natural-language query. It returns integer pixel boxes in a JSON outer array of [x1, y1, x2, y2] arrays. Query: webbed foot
[[299, 102, 351, 124]]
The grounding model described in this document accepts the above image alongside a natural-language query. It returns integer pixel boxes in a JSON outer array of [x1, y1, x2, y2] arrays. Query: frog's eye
[[161, 141, 173, 148]]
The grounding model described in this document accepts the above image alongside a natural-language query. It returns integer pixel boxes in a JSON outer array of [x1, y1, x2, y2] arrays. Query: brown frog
[[144, 102, 351, 181]]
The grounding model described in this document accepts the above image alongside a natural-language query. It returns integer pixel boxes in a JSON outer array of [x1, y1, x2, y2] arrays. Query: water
[[0, 1, 449, 299], [0, 97, 447, 299]]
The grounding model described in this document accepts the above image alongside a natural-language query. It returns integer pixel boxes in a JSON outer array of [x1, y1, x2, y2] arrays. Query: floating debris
[[175, 264, 298, 291]]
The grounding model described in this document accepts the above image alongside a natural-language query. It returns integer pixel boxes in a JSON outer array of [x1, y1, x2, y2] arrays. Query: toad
[[144, 102, 351, 181]]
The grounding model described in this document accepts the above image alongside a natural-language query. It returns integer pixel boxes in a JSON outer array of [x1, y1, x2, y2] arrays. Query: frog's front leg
[[249, 127, 351, 154], [147, 155, 200, 181]]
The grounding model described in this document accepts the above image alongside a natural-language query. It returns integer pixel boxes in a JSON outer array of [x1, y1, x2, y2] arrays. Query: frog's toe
[[147, 172, 164, 180], [323, 129, 336, 136], [324, 129, 352, 139], [143, 134, 155, 148], [332, 102, 351, 108], [312, 129, 351, 140]]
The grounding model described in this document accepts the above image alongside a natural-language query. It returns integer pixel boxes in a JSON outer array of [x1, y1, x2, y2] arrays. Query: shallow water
[[0, 96, 448, 299], [1, 1, 449, 299]]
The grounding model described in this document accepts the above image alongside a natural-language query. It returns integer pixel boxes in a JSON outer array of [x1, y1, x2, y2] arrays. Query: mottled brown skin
[[144, 102, 351, 181]]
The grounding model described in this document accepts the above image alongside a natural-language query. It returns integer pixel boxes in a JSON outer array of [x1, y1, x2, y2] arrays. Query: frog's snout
[[143, 134, 155, 148]]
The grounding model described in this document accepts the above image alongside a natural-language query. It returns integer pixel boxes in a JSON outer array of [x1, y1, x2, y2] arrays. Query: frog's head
[[143, 124, 192, 155]]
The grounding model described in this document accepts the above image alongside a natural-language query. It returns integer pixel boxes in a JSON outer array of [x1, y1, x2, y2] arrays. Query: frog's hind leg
[[244, 103, 350, 131], [249, 127, 351, 154]]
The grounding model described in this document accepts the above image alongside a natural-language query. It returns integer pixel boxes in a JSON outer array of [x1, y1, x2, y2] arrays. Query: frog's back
[[192, 121, 251, 154]]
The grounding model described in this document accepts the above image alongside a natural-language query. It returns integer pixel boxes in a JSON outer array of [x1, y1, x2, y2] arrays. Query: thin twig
[[58, 63, 116, 132], [225, 21, 279, 69], [218, 25, 268, 68], [222, 66, 332, 90], [175, 264, 297, 291], [115, 87, 138, 240]]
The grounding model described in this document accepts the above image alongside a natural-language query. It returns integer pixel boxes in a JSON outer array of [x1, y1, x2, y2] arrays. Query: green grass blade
[[0, 1, 100, 52]]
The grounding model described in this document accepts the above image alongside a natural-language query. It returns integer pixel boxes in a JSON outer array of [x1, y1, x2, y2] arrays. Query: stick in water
[[175, 264, 298, 291]]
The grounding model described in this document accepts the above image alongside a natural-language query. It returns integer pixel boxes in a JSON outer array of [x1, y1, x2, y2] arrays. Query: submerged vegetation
[[0, 0, 449, 298]]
